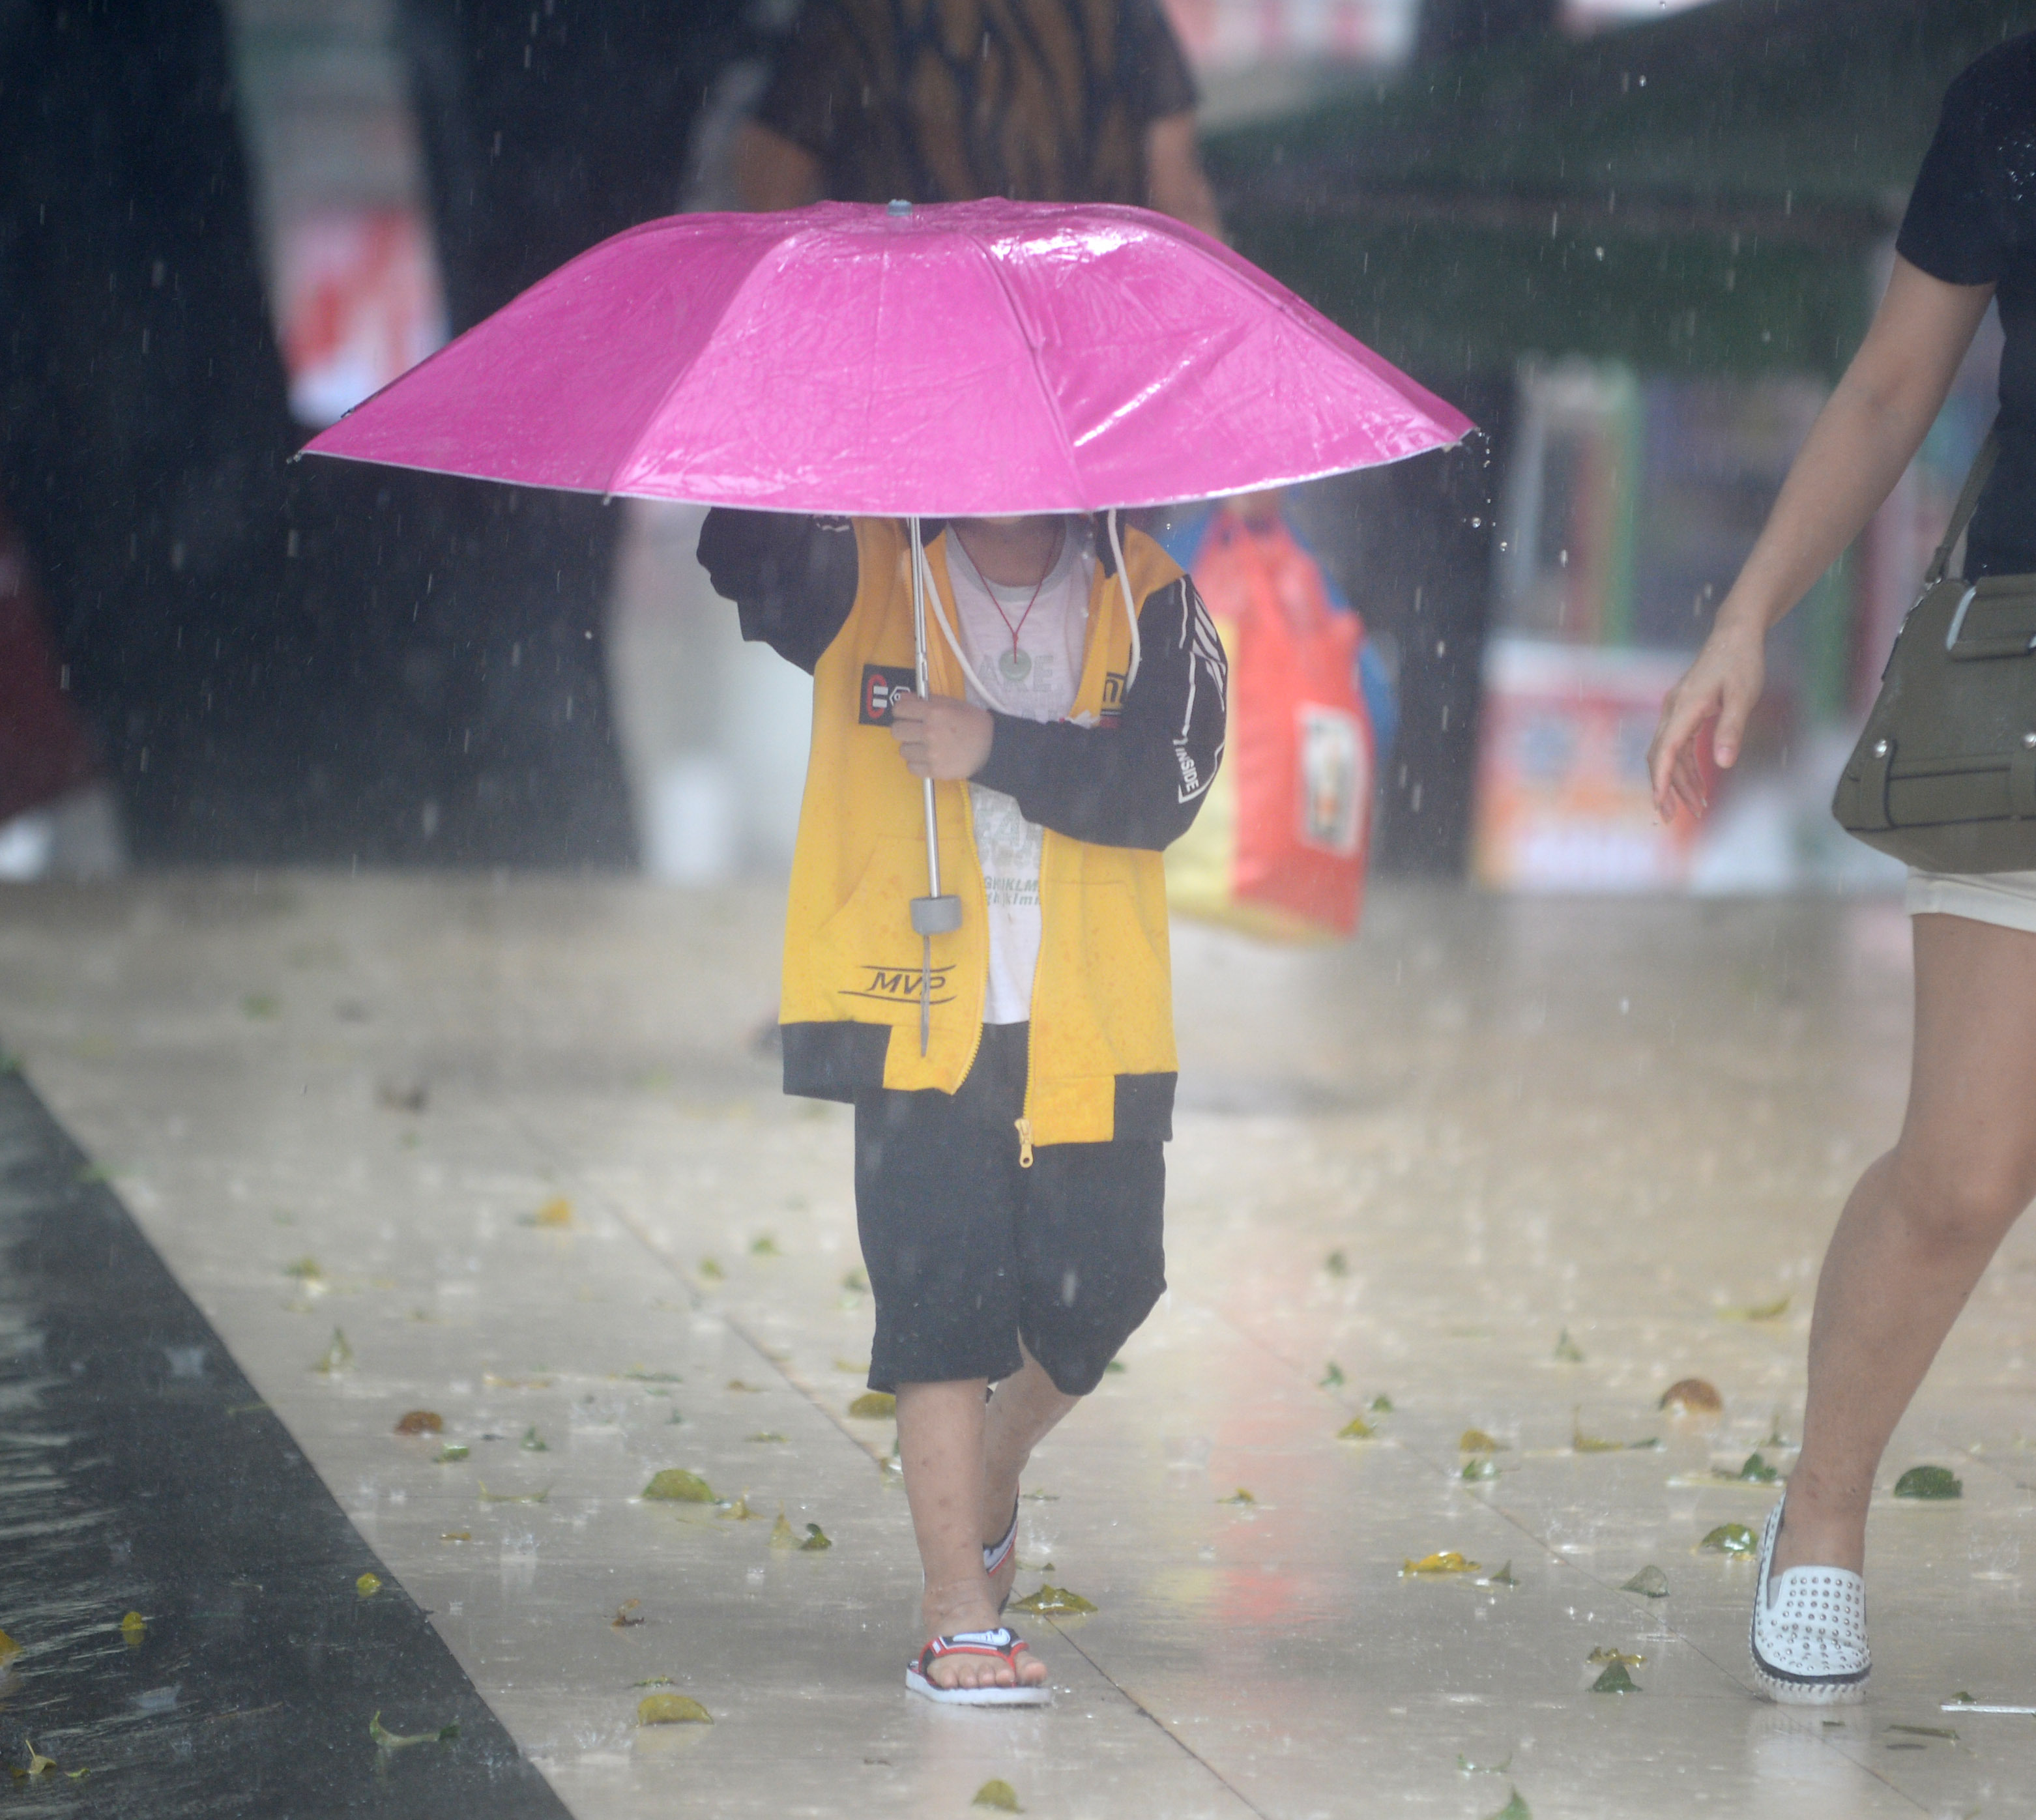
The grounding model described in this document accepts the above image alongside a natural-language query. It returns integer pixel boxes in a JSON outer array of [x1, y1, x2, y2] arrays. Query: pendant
[[998, 648, 1032, 683]]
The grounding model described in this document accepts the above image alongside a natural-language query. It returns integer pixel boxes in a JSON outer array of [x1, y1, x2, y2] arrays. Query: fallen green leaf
[[972, 1778, 1023, 1812], [1337, 1414, 1376, 1440], [521, 1196, 573, 1228], [1718, 1295, 1790, 1323], [1553, 1330, 1584, 1363], [21, 1743, 55, 1778], [120, 1610, 146, 1647], [1402, 1552, 1479, 1576], [1103, 1359, 1127, 1375], [1476, 1561, 1519, 1587], [1621, 1565, 1670, 1598], [356, 1572, 381, 1599], [519, 1426, 549, 1453], [798, 1523, 832, 1552], [1010, 1583, 1098, 1615], [1949, 1690, 1977, 1705], [1588, 1647, 1646, 1667], [1319, 1361, 1346, 1389], [697, 1257, 724, 1281], [1729, 1452, 1780, 1484], [313, 1327, 353, 1374], [1487, 1789, 1532, 1820], [436, 1443, 470, 1464], [1369, 1394, 1395, 1414], [1573, 1408, 1660, 1452], [716, 1497, 761, 1521], [770, 1507, 800, 1549], [749, 1235, 779, 1256], [283, 1257, 322, 1280], [1700, 1523, 1757, 1555], [643, 1469, 715, 1503], [1462, 1457, 1500, 1482], [1893, 1465, 1962, 1501], [848, 1391, 897, 1418], [1591, 1660, 1640, 1694], [477, 1481, 550, 1504], [636, 1694, 711, 1726], [1217, 1487, 1256, 1505], [1459, 1430, 1507, 1453], [370, 1711, 458, 1750]]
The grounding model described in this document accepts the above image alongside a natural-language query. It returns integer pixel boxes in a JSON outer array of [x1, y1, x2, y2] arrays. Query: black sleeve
[[696, 508, 860, 674], [971, 573, 1226, 851], [1896, 48, 2021, 287]]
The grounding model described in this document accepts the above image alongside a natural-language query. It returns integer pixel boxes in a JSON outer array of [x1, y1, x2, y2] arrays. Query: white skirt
[[1906, 867, 2036, 934]]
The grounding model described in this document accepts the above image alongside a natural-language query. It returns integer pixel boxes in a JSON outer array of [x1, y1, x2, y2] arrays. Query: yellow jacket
[[699, 512, 1229, 1148]]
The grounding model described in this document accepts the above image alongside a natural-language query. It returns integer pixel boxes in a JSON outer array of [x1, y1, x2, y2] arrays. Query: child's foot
[[919, 1585, 1048, 1693], [907, 1626, 1050, 1705]]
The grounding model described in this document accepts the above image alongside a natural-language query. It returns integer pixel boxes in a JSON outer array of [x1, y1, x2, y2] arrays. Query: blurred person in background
[[1648, 31, 2036, 1705], [732, 0, 1220, 235]]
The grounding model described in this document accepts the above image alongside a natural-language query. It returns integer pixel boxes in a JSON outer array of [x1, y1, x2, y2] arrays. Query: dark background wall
[[0, 0, 744, 866]]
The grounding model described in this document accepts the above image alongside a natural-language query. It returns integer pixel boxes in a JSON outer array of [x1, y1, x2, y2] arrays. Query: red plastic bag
[[1165, 504, 1375, 941]]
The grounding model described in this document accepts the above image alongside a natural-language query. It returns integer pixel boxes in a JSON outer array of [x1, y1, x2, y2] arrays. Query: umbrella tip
[[886, 198, 912, 217]]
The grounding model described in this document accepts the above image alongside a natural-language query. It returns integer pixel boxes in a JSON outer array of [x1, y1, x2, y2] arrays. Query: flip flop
[[905, 1628, 1051, 1706]]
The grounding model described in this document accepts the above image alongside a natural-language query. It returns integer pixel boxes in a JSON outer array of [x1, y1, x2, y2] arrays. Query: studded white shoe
[[1749, 1497, 1870, 1703]]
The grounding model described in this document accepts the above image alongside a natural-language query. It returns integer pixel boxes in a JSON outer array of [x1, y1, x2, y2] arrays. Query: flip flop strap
[[917, 1628, 1028, 1674], [982, 1502, 1020, 1575]]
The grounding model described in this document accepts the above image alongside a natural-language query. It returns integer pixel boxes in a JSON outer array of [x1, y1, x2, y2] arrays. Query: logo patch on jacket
[[858, 665, 916, 726]]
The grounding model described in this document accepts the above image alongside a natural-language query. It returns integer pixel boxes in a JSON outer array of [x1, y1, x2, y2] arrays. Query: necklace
[[980, 521, 1063, 684]]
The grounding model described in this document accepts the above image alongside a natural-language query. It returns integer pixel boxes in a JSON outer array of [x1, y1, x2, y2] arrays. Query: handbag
[[1163, 505, 1376, 941], [1833, 429, 2036, 873]]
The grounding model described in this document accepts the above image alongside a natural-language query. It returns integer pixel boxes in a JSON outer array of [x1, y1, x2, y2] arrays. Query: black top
[[753, 0, 1197, 209], [696, 508, 1227, 852], [1896, 31, 2036, 576]]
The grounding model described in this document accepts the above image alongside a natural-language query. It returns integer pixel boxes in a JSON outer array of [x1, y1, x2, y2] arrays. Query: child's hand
[[888, 691, 993, 780]]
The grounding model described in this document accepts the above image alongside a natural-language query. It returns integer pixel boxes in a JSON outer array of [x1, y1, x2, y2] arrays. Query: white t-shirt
[[944, 521, 1093, 1025]]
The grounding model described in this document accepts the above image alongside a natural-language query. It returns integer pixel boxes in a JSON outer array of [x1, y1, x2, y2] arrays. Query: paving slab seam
[[1041, 1620, 1275, 1820]]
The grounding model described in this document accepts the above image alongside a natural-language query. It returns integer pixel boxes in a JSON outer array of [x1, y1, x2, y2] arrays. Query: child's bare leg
[[895, 1378, 1047, 1690], [982, 1342, 1080, 1606]]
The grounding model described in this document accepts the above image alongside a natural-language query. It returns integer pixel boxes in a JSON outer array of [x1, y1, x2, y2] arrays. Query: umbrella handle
[[908, 516, 962, 1052]]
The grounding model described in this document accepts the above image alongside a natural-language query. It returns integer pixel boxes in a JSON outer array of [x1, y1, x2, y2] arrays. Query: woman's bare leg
[[894, 1378, 1048, 1688], [1773, 912, 2036, 1578], [981, 1342, 1081, 1606]]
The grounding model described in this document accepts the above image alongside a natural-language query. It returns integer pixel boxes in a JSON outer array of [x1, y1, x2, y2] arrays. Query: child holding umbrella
[[700, 503, 1226, 1700]]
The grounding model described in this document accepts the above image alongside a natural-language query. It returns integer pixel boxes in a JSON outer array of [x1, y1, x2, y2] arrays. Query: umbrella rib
[[972, 231, 1086, 504]]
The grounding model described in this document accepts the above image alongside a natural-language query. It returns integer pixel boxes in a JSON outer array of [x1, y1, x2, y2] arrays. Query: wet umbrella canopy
[[303, 198, 1470, 516]]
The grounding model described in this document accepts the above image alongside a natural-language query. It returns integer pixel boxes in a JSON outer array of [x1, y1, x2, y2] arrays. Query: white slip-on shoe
[[1749, 1497, 1870, 1704]]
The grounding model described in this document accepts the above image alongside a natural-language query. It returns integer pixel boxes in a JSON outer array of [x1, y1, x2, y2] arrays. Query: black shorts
[[854, 1024, 1165, 1397]]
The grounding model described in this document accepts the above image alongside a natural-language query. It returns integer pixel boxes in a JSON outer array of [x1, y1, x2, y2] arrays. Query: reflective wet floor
[[0, 874, 2029, 1817]]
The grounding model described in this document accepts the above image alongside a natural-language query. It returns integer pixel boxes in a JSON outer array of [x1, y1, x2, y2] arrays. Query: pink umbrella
[[305, 199, 1471, 1046], [304, 199, 1470, 515]]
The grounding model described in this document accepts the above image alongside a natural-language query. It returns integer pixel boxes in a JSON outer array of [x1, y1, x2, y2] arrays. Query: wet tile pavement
[[0, 874, 2028, 1816]]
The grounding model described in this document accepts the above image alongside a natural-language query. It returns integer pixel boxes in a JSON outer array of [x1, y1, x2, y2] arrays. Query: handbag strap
[[1924, 426, 2000, 586]]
